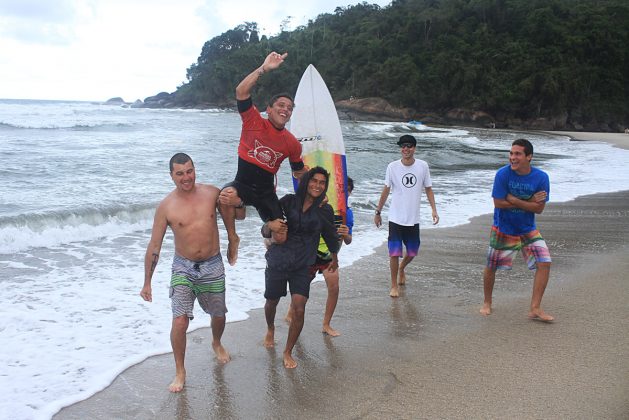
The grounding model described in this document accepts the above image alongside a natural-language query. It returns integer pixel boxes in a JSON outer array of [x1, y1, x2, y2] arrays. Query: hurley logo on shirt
[[402, 173, 417, 188], [248, 140, 283, 169]]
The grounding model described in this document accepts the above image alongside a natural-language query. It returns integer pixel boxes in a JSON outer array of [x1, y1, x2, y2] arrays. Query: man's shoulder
[[530, 166, 549, 178], [318, 202, 334, 217]]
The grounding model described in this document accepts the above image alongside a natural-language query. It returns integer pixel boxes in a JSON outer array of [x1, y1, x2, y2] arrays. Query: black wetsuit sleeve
[[290, 161, 305, 171], [320, 205, 341, 254], [237, 97, 253, 113]]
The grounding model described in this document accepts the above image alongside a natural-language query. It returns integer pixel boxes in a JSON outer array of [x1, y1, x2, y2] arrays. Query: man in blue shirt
[[481, 139, 554, 322]]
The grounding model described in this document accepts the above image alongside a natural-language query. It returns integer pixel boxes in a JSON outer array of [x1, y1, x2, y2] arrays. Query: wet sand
[[544, 130, 629, 150], [55, 190, 629, 419]]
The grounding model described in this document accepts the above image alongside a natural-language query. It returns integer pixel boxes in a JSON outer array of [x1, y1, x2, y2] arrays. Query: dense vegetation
[[169, 0, 629, 129]]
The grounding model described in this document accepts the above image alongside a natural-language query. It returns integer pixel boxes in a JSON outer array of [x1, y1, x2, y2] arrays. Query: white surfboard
[[289, 64, 349, 222]]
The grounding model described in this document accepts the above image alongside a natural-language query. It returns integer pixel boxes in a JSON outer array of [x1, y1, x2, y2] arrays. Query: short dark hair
[[269, 93, 294, 108], [347, 176, 354, 193], [512, 139, 533, 156], [169, 153, 193, 172]]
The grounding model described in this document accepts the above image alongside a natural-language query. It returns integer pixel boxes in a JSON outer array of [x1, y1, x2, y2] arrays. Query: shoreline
[[542, 130, 629, 150], [54, 189, 629, 419]]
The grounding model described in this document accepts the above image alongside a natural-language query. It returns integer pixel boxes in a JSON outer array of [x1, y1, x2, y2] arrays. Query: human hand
[[374, 214, 382, 228], [218, 187, 242, 207], [529, 191, 547, 203], [140, 285, 152, 302], [337, 224, 349, 237], [432, 210, 439, 225], [263, 51, 288, 72], [268, 218, 287, 234]]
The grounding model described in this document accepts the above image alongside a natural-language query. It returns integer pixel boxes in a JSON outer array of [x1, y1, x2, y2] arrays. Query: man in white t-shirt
[[374, 135, 439, 297]]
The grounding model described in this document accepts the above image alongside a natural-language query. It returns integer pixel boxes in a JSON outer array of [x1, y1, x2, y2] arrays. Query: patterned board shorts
[[170, 253, 227, 319], [388, 222, 420, 257], [486, 226, 551, 270]]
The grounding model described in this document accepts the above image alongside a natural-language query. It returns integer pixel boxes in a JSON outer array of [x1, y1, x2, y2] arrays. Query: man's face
[[266, 97, 294, 129], [509, 145, 532, 174], [307, 173, 327, 199], [399, 143, 415, 158], [171, 160, 195, 192]]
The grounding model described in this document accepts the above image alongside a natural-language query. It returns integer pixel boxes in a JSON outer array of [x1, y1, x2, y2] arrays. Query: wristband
[[375, 209, 381, 215]]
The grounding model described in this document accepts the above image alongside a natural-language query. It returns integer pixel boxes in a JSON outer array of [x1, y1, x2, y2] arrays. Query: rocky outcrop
[[335, 97, 415, 121], [104, 97, 126, 105], [143, 92, 176, 108]]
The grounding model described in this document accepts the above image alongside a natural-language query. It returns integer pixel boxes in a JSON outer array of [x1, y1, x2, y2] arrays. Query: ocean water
[[1, 99, 629, 419]]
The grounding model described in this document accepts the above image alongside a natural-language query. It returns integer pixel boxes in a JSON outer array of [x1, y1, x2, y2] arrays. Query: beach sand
[[54, 188, 629, 419], [545, 130, 629, 150]]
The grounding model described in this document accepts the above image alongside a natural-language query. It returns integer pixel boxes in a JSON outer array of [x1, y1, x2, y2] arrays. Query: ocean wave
[[0, 204, 156, 253], [0, 121, 135, 131]]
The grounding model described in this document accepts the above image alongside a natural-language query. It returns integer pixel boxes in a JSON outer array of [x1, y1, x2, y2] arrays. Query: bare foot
[[480, 303, 492, 316], [168, 370, 186, 393], [212, 342, 231, 364], [227, 235, 240, 266], [263, 328, 275, 348], [322, 325, 340, 337], [283, 352, 297, 369], [398, 270, 406, 285], [389, 287, 399, 297], [528, 310, 554, 322]]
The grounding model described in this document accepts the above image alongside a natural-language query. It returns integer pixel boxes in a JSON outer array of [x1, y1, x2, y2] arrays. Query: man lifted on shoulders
[[219, 51, 308, 265]]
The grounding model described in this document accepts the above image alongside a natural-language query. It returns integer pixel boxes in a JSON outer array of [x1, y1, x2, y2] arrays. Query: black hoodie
[[265, 170, 340, 271]]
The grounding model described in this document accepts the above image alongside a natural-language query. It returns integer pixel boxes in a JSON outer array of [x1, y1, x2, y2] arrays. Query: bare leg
[[480, 266, 496, 316], [398, 255, 414, 285], [389, 256, 400, 297], [284, 293, 308, 368], [218, 188, 241, 266], [284, 304, 293, 324], [322, 268, 340, 336], [264, 298, 280, 348], [528, 262, 554, 322], [211, 316, 230, 363], [169, 315, 189, 392]]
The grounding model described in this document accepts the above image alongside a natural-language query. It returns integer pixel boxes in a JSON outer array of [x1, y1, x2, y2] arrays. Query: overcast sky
[[0, 0, 391, 101]]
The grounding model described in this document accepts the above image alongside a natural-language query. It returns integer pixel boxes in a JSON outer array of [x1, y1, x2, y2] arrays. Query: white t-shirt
[[384, 158, 432, 226]]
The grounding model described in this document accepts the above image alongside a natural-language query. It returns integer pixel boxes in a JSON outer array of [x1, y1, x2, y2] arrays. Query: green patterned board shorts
[[170, 253, 227, 319]]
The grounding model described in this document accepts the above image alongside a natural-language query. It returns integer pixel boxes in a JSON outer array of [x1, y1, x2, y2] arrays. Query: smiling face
[[399, 143, 416, 159], [266, 96, 294, 129], [509, 144, 532, 175], [307, 173, 327, 199], [170, 160, 196, 192]]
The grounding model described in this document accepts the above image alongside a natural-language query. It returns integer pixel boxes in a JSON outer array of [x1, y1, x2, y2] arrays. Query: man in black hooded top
[[261, 166, 340, 368]]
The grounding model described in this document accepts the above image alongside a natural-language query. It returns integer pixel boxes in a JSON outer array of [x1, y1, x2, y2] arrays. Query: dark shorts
[[223, 180, 283, 222], [264, 267, 312, 300], [388, 221, 420, 257]]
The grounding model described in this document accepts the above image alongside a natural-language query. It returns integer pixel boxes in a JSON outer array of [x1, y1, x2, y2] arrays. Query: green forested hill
[[163, 0, 629, 130]]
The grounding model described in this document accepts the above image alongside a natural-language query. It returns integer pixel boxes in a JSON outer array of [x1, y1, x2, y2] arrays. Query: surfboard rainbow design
[[289, 64, 348, 223]]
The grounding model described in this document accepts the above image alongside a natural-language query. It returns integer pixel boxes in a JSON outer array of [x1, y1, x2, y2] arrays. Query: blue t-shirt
[[346, 207, 354, 235], [492, 165, 550, 235]]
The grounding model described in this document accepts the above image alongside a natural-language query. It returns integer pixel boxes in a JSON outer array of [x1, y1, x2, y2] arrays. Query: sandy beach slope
[[54, 189, 629, 420], [545, 131, 629, 150]]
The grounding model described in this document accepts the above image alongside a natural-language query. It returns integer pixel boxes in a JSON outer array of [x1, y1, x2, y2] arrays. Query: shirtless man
[[140, 153, 230, 393], [219, 51, 307, 266]]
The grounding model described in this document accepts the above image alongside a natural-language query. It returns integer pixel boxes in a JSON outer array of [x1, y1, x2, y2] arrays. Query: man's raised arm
[[236, 52, 288, 100]]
